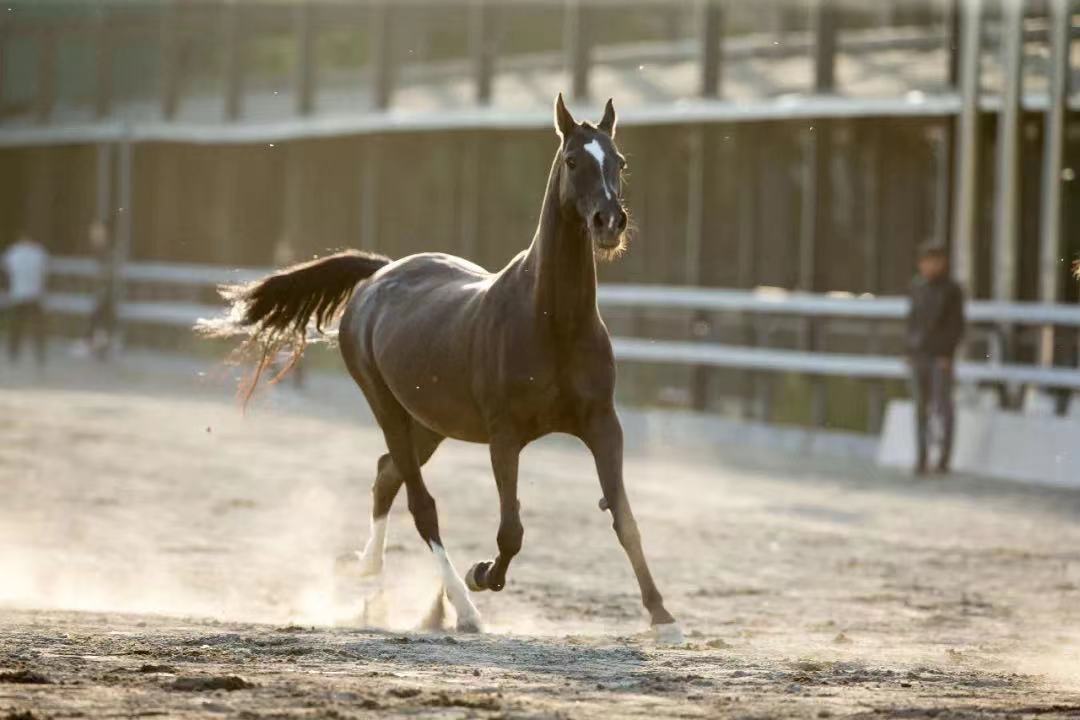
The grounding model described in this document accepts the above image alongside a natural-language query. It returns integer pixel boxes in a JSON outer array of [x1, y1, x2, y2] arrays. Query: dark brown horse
[[203, 95, 682, 643]]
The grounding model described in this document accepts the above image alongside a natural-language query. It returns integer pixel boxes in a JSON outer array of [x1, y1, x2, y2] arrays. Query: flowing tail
[[197, 249, 390, 404]]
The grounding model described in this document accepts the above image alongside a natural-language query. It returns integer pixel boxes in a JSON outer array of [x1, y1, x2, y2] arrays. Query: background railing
[[39, 256, 1080, 426]]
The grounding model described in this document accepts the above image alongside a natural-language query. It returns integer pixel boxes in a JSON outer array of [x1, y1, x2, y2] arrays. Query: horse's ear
[[554, 93, 576, 139], [598, 98, 617, 137]]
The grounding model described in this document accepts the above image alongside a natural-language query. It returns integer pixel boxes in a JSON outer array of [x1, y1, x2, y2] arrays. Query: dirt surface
[[3, 352, 1080, 719]]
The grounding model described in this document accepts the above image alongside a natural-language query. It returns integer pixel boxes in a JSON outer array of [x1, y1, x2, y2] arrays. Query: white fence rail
[[39, 256, 1080, 391]]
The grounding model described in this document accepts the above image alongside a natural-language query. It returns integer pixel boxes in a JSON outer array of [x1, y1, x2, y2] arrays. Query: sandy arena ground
[[2, 351, 1080, 719]]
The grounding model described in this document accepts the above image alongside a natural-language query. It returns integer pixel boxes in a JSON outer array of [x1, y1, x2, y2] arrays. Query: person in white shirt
[[2, 233, 49, 366]]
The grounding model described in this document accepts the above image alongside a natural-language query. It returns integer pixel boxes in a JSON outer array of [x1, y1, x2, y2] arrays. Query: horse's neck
[[523, 159, 598, 336]]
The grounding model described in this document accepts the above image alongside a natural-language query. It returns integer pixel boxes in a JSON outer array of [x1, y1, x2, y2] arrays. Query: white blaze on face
[[429, 541, 482, 628], [583, 139, 612, 200]]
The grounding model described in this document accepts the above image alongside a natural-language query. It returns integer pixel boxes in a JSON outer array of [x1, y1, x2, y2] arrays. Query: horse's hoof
[[455, 615, 484, 634], [598, 497, 610, 511], [651, 622, 685, 646], [354, 550, 383, 578], [465, 561, 491, 592]]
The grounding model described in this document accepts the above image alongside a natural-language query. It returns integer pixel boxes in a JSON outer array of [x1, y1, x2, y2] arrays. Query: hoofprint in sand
[[2, 355, 1080, 718]]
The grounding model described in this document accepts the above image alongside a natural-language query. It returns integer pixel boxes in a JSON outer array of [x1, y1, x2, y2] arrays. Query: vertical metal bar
[[736, 125, 760, 419], [95, 143, 112, 225], [930, 124, 951, 248], [736, 126, 757, 289], [113, 140, 134, 337], [35, 28, 56, 123], [223, 1, 244, 121], [1038, 0, 1071, 367], [295, 1, 316, 116], [699, 0, 723, 98], [0, 14, 8, 106], [804, 0, 835, 424], [470, 0, 495, 105], [945, 0, 961, 88], [685, 126, 706, 288], [360, 136, 381, 250], [812, 0, 837, 93], [686, 125, 709, 412], [863, 124, 881, 294], [564, 0, 589, 101], [951, 0, 981, 298], [160, 0, 181, 120], [458, 132, 481, 259], [371, 1, 395, 110], [811, 371, 829, 428], [94, 7, 113, 119], [798, 125, 819, 293], [863, 123, 884, 433], [992, 0, 1023, 306]]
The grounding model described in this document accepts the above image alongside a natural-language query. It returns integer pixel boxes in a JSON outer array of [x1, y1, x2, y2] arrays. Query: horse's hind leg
[[367, 390, 481, 632], [357, 423, 443, 577]]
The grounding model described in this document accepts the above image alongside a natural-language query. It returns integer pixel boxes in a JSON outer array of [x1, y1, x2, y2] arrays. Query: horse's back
[[339, 252, 500, 442]]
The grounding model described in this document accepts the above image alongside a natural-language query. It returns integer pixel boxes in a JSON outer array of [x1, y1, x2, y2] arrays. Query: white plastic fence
[[40, 255, 1080, 390]]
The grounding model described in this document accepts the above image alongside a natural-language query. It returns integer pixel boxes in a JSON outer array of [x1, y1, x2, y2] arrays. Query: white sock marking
[[583, 139, 612, 200], [429, 542, 481, 627], [357, 515, 388, 575]]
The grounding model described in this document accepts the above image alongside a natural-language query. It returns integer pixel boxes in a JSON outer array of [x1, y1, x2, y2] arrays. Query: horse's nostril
[[592, 211, 605, 229], [617, 210, 628, 231]]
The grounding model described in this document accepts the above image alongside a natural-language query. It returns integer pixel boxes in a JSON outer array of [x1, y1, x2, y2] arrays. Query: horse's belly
[[391, 377, 489, 443], [371, 317, 490, 443]]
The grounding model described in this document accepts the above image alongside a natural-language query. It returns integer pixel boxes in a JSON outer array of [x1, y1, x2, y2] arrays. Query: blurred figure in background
[[907, 243, 964, 476], [2, 232, 49, 367], [87, 220, 117, 361]]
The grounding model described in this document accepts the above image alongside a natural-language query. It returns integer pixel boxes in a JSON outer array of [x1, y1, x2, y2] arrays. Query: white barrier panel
[[878, 399, 1080, 488]]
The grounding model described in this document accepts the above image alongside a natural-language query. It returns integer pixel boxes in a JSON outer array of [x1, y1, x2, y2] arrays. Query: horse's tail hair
[[196, 249, 390, 407]]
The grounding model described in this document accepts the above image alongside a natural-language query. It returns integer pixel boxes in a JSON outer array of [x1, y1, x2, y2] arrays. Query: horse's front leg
[[583, 408, 683, 644], [466, 437, 523, 592]]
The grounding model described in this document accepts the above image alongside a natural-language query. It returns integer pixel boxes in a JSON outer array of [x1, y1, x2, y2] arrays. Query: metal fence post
[[371, 1, 395, 110], [686, 125, 710, 411], [564, 0, 590, 101], [35, 27, 56, 123], [951, 0, 981, 299], [992, 0, 1023, 311], [813, 0, 837, 93], [94, 6, 113, 119], [699, 0, 723, 98], [295, 2, 317, 116], [160, 0, 182, 120], [1038, 0, 1071, 368], [360, 136, 382, 251], [223, 1, 244, 121], [112, 140, 134, 346], [470, 0, 495, 105]]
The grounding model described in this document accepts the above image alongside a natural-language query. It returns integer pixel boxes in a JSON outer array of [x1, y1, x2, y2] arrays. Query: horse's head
[[553, 93, 628, 259]]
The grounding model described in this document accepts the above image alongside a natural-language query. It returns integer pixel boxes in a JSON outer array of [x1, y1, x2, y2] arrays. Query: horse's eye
[[566, 156, 577, 170]]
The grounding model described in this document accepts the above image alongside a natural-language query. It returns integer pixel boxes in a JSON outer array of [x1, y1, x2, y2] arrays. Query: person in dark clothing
[[907, 243, 965, 475]]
